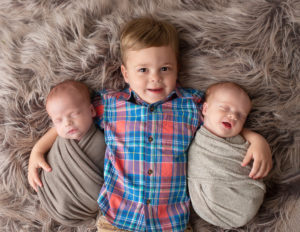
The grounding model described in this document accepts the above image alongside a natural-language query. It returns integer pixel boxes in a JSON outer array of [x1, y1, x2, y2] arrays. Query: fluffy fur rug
[[0, 0, 299, 231]]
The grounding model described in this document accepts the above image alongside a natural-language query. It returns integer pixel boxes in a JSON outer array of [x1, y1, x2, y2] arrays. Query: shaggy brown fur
[[0, 0, 299, 231]]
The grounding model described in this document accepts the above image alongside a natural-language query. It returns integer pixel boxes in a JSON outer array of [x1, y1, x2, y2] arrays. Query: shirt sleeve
[[192, 89, 205, 127], [92, 90, 105, 130]]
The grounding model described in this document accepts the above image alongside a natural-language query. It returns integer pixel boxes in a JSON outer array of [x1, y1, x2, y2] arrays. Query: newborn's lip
[[67, 128, 78, 134], [222, 121, 232, 129]]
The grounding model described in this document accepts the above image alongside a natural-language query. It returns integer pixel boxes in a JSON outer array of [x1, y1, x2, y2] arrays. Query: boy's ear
[[202, 102, 208, 115], [176, 61, 180, 73], [121, 64, 129, 83]]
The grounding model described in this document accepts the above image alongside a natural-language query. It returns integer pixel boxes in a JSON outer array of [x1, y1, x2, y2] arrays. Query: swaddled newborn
[[37, 80, 105, 226], [38, 124, 105, 226], [188, 127, 266, 229], [188, 82, 266, 229]]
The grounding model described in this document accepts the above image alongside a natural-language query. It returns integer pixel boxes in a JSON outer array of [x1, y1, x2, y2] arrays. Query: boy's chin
[[145, 95, 168, 104]]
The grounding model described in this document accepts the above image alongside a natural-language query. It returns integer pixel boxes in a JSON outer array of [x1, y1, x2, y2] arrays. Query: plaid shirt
[[93, 86, 204, 231]]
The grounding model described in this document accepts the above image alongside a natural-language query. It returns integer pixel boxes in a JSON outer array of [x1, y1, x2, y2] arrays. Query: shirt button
[[148, 136, 153, 142], [150, 106, 155, 112], [148, 169, 153, 175], [146, 199, 151, 205]]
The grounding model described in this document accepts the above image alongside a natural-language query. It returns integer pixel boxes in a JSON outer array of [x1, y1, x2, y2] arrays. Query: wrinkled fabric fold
[[188, 127, 266, 229], [38, 124, 105, 226]]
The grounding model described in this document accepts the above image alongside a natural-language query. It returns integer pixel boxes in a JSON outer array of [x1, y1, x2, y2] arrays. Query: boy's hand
[[242, 145, 272, 179], [27, 127, 57, 192], [28, 150, 52, 192], [241, 128, 272, 179]]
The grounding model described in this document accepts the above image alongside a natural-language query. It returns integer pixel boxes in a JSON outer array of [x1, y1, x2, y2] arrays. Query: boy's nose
[[151, 72, 162, 82]]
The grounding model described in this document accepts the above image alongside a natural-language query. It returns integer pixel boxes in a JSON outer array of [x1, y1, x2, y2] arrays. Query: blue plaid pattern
[[93, 86, 204, 231]]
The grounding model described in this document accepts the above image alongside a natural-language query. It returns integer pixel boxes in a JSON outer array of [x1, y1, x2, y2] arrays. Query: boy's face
[[202, 87, 251, 138], [46, 92, 96, 140], [121, 46, 178, 104]]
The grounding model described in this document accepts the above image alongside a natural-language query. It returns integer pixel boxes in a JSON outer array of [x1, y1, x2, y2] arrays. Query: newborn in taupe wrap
[[188, 83, 266, 229], [38, 124, 105, 226], [35, 80, 106, 226]]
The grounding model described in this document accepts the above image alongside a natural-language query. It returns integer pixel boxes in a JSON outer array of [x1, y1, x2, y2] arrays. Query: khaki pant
[[97, 215, 193, 232], [97, 215, 128, 232]]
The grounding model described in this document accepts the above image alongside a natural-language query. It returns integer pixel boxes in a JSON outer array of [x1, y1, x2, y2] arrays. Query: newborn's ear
[[202, 102, 208, 115], [90, 105, 96, 117]]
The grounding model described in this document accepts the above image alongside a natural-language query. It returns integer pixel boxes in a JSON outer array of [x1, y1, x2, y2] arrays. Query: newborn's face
[[47, 93, 95, 140], [202, 87, 251, 138]]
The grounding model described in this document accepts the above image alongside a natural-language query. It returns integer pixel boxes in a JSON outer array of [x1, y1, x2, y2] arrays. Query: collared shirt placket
[[143, 103, 157, 228]]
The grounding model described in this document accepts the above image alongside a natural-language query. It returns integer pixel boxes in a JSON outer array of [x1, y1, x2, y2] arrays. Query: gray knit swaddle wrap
[[38, 124, 105, 226], [188, 127, 266, 229]]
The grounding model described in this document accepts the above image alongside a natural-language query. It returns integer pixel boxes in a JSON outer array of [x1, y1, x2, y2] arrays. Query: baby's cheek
[[56, 128, 65, 138]]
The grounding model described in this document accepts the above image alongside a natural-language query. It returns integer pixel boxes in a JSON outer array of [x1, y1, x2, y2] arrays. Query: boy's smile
[[121, 46, 178, 104]]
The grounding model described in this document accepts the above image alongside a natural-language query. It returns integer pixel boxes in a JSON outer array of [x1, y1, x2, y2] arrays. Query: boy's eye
[[138, 68, 147, 73], [161, 67, 168, 71]]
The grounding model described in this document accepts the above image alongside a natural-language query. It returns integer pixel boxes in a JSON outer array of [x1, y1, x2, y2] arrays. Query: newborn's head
[[46, 80, 96, 140], [202, 82, 252, 138]]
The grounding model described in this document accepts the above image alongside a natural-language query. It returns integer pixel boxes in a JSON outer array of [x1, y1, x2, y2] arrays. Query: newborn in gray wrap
[[188, 82, 266, 229], [36, 80, 106, 226]]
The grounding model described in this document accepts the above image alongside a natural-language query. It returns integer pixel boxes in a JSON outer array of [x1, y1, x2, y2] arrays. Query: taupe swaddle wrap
[[188, 127, 266, 229], [38, 124, 105, 226]]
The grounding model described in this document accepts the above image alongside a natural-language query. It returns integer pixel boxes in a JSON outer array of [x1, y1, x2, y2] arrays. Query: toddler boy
[[93, 17, 203, 231]]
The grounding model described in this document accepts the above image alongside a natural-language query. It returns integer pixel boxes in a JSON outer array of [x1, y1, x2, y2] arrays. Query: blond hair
[[120, 17, 179, 64], [46, 80, 91, 107]]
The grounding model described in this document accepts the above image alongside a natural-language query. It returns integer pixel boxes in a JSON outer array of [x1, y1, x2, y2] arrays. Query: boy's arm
[[28, 127, 58, 192], [241, 128, 272, 179]]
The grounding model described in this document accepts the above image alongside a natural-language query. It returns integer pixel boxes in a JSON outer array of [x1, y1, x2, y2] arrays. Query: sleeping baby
[[188, 82, 266, 229], [37, 80, 105, 226]]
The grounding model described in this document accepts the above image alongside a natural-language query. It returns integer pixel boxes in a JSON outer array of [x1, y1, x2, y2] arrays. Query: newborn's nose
[[65, 118, 73, 126], [227, 112, 237, 121]]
